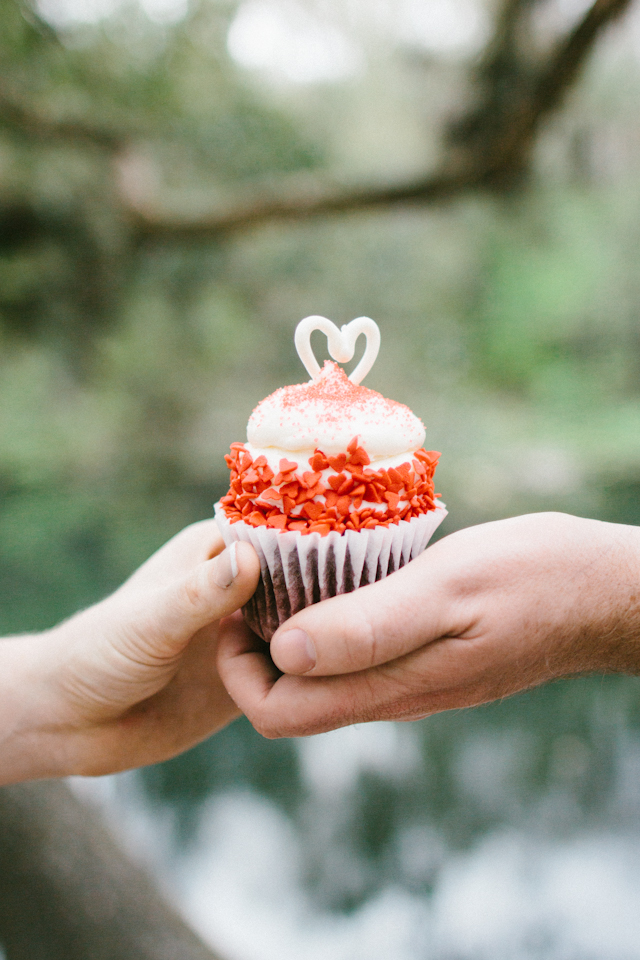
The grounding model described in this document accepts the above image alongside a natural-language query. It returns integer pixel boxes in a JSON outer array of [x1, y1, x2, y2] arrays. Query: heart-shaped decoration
[[294, 315, 381, 385]]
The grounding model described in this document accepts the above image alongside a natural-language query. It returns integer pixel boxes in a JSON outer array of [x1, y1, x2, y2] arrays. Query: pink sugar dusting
[[251, 361, 418, 431]]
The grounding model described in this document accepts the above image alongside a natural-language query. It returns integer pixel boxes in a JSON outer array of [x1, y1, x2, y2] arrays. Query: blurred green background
[[3, 0, 640, 955]]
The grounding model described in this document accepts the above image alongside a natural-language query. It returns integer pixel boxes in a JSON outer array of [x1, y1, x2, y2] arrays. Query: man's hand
[[1, 520, 259, 781], [217, 513, 640, 738]]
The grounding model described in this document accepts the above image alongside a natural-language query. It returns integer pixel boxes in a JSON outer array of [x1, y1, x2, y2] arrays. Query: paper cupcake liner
[[214, 501, 447, 641]]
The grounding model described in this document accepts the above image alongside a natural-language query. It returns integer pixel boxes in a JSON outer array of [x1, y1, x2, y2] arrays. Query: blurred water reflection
[[72, 676, 640, 960], [174, 805, 640, 960]]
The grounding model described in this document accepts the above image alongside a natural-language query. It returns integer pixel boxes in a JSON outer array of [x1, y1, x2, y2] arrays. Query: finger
[[160, 517, 225, 559], [269, 542, 470, 677], [160, 518, 225, 560], [124, 519, 225, 590], [217, 612, 281, 708], [119, 540, 261, 664], [218, 628, 460, 738], [219, 623, 530, 739]]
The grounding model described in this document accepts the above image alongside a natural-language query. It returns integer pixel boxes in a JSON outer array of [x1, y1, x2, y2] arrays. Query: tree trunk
[[0, 781, 222, 960]]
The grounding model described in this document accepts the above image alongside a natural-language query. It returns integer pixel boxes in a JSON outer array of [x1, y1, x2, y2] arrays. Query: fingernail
[[273, 627, 316, 674], [212, 543, 239, 588]]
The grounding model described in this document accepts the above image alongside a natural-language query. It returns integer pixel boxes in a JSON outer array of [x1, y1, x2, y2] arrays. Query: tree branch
[[0, 0, 632, 239], [0, 781, 223, 960], [128, 0, 633, 241], [453, 0, 635, 183], [534, 0, 632, 123], [0, 82, 123, 152], [127, 169, 475, 241]]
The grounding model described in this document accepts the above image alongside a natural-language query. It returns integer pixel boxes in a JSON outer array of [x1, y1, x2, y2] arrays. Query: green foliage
[[0, 0, 322, 356], [475, 185, 640, 401]]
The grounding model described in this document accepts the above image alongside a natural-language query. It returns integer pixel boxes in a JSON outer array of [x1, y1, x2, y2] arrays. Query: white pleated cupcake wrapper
[[214, 501, 447, 641]]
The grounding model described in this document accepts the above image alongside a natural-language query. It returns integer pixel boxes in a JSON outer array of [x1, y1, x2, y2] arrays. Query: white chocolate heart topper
[[295, 315, 381, 385]]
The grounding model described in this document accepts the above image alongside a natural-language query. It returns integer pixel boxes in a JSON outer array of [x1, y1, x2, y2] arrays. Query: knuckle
[[340, 607, 377, 671], [252, 715, 285, 740], [249, 700, 319, 740], [359, 667, 427, 722], [180, 566, 209, 613], [308, 676, 374, 729], [167, 520, 212, 555]]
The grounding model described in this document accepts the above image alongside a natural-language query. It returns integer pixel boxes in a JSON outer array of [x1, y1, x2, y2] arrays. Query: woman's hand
[[0, 520, 259, 782], [218, 513, 640, 738]]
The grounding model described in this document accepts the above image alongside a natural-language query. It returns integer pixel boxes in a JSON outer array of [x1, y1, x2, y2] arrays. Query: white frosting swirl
[[244, 444, 419, 474], [247, 361, 425, 459]]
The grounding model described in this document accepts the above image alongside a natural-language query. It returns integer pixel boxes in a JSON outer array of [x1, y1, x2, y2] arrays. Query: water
[[172, 795, 640, 960], [72, 677, 640, 960]]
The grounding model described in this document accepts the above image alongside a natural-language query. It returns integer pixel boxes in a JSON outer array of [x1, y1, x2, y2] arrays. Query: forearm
[[0, 632, 71, 785], [576, 520, 640, 675]]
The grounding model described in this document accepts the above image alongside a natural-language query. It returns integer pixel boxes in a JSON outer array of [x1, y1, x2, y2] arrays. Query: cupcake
[[215, 315, 446, 640]]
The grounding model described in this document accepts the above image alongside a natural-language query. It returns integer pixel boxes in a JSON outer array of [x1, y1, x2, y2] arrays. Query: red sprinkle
[[310, 452, 330, 471], [221, 438, 440, 536], [328, 453, 347, 472]]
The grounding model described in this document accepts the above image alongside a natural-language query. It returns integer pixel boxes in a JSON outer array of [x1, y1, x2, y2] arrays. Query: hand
[[0, 520, 260, 781], [217, 513, 640, 738]]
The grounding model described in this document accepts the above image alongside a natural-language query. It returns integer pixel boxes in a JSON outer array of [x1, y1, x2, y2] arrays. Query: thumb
[[269, 547, 459, 677], [121, 540, 261, 663]]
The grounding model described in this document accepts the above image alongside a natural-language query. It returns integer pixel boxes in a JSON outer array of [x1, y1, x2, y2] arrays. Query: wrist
[[586, 520, 640, 674], [0, 630, 75, 784]]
